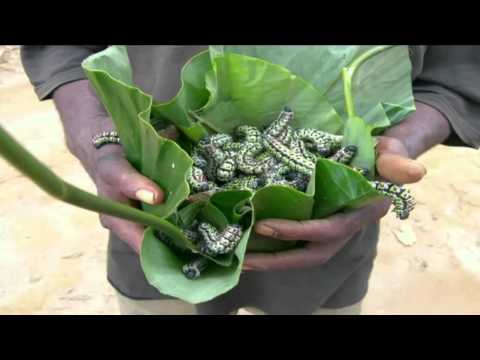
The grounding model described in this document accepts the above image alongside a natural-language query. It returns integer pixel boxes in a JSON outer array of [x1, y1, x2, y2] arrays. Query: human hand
[[243, 102, 451, 271], [91, 142, 165, 253], [52, 80, 179, 253]]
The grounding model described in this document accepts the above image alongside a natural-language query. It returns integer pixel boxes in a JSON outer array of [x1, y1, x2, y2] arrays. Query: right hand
[[91, 142, 165, 253], [90, 122, 180, 253], [53, 80, 174, 254]]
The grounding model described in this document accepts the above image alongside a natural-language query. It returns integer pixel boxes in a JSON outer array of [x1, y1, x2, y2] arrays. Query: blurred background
[[1, 45, 479, 315]]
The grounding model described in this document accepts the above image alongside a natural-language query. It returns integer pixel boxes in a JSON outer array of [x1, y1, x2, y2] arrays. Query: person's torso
[[126, 45, 208, 101], [109, 45, 386, 313]]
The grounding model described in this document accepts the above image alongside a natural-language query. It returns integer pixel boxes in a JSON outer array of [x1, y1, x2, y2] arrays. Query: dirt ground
[[1, 46, 479, 315]]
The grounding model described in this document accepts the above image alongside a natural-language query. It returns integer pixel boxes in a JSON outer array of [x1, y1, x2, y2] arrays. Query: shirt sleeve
[[412, 46, 480, 149], [20, 46, 107, 100]]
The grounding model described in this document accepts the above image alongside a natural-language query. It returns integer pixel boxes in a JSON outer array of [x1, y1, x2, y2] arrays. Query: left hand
[[243, 135, 418, 271], [244, 102, 452, 271], [243, 199, 391, 271]]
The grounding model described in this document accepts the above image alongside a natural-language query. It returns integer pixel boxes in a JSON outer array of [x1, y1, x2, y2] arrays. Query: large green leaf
[[150, 51, 212, 142], [313, 159, 383, 218], [82, 45, 414, 304], [210, 45, 415, 130], [194, 53, 344, 135]]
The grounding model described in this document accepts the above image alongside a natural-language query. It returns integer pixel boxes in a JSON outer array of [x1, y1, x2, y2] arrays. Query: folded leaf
[[195, 52, 344, 135], [141, 189, 254, 304], [342, 116, 377, 177], [313, 159, 383, 218], [150, 51, 212, 142], [248, 185, 314, 252], [82, 45, 415, 304], [141, 227, 243, 304], [210, 45, 415, 130]]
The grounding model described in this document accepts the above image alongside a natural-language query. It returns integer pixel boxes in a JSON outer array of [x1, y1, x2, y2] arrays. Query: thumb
[[96, 153, 165, 205], [375, 136, 427, 184]]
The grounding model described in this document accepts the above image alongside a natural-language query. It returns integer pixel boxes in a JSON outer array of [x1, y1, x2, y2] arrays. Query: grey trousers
[[116, 291, 363, 315]]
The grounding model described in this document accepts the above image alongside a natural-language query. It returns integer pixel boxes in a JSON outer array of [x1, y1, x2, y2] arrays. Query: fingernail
[[255, 224, 275, 237], [136, 189, 156, 205]]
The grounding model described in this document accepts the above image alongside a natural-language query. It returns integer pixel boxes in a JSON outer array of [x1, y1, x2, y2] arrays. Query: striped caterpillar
[[156, 221, 244, 280], [185, 106, 416, 219]]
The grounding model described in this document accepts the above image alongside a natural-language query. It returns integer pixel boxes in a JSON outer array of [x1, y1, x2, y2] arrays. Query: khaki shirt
[[21, 46, 480, 314]]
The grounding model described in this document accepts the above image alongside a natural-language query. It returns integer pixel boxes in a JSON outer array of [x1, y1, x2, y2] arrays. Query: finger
[[96, 153, 164, 205], [243, 238, 350, 271], [96, 178, 138, 207], [376, 153, 426, 184], [99, 215, 145, 253], [375, 135, 409, 157], [96, 181, 145, 253], [376, 137, 426, 184], [255, 200, 390, 242]]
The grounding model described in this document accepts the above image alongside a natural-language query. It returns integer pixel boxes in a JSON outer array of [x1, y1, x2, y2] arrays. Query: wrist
[[383, 102, 452, 159], [53, 80, 108, 121]]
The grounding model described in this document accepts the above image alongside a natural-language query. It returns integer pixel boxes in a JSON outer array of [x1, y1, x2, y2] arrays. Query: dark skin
[[53, 80, 452, 265]]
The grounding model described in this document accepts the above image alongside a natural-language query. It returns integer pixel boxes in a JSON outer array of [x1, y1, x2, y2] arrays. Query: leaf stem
[[0, 124, 185, 240], [342, 45, 395, 118]]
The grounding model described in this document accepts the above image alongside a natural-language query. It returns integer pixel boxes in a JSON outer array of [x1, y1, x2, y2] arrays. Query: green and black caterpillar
[[186, 107, 347, 193], [186, 106, 416, 221], [155, 220, 244, 280]]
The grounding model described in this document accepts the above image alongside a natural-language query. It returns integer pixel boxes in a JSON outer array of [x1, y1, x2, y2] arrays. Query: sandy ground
[[1, 46, 479, 315]]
